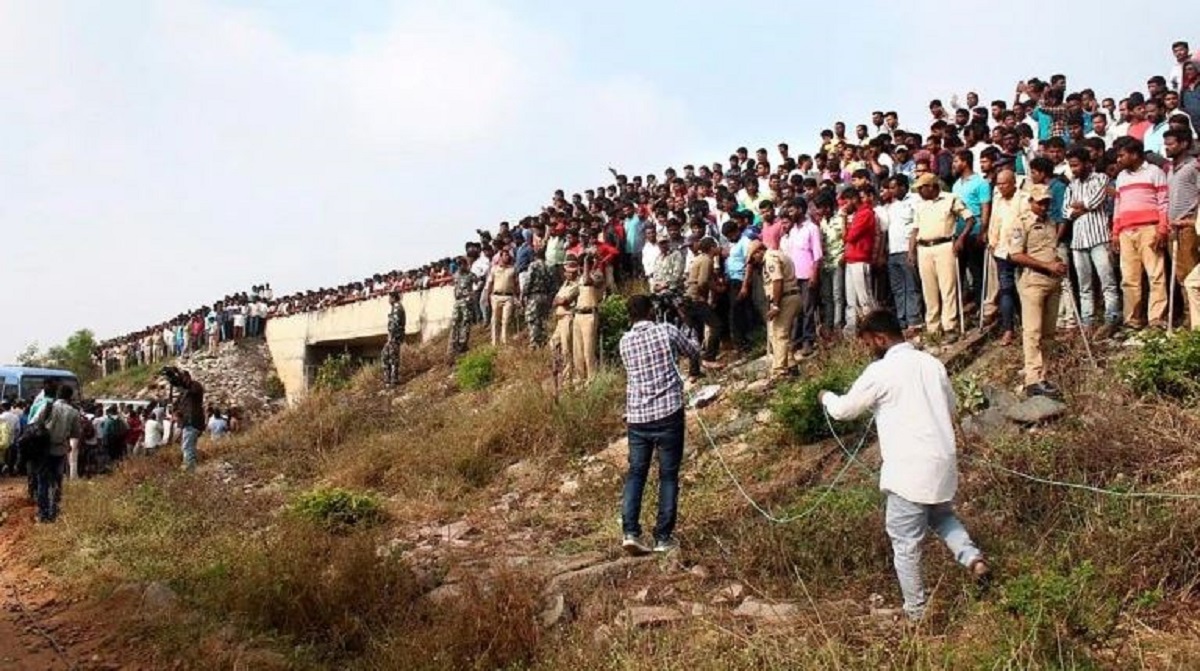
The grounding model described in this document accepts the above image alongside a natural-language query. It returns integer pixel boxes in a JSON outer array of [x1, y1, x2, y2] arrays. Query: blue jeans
[[181, 427, 200, 471], [1072, 244, 1121, 326], [622, 410, 684, 542], [885, 493, 981, 619], [36, 454, 65, 522], [887, 253, 922, 328], [996, 257, 1018, 332], [790, 278, 819, 347]]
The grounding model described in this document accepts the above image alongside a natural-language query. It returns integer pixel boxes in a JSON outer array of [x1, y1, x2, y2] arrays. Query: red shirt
[[844, 205, 877, 264]]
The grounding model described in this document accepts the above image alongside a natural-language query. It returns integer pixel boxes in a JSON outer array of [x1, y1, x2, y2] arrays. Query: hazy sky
[[0, 0, 1189, 360]]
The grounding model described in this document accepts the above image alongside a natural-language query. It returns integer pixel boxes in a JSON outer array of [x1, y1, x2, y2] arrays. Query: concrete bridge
[[264, 286, 455, 401]]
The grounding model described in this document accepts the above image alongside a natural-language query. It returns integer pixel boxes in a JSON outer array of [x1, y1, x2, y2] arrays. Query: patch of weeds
[[771, 359, 866, 443], [954, 372, 988, 413], [314, 352, 358, 391], [291, 487, 384, 531], [262, 373, 286, 400], [1000, 560, 1121, 643], [455, 347, 496, 391], [598, 294, 630, 363], [1120, 329, 1200, 402]]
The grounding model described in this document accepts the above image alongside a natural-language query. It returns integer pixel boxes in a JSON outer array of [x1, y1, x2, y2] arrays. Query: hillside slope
[[20, 325, 1200, 669], [85, 340, 284, 418]]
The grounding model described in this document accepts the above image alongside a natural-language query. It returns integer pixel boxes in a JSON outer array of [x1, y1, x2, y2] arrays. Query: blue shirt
[[951, 173, 992, 236], [725, 236, 751, 281], [1048, 178, 1068, 224], [624, 215, 644, 254], [515, 242, 533, 273]]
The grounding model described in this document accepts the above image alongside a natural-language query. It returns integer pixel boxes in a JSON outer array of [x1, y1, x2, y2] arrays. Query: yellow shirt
[[989, 191, 1032, 257], [913, 192, 973, 241]]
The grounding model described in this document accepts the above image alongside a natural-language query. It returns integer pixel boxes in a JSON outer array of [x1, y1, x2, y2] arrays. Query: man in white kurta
[[819, 309, 989, 619]]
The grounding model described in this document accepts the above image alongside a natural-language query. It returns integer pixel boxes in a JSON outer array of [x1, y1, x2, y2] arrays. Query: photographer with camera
[[162, 366, 204, 471]]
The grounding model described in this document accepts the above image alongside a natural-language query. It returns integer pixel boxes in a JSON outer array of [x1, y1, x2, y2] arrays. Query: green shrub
[[292, 487, 384, 531], [598, 294, 629, 363], [1120, 329, 1200, 401], [262, 373, 286, 400], [771, 360, 866, 443], [314, 352, 358, 391], [455, 347, 496, 391]]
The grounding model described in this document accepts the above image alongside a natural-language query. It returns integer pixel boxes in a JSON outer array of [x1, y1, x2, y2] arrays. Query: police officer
[[573, 253, 605, 382], [450, 257, 475, 357], [762, 236, 802, 378], [551, 255, 581, 385], [1009, 184, 1067, 397], [524, 247, 554, 347], [382, 292, 406, 386], [683, 237, 722, 372]]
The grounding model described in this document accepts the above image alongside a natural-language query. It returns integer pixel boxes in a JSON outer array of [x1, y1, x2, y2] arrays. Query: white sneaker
[[622, 534, 652, 556]]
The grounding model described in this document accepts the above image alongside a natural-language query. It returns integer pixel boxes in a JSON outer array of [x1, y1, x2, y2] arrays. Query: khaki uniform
[[490, 266, 518, 345], [552, 279, 579, 382], [763, 249, 801, 377], [572, 272, 603, 381], [1011, 212, 1062, 385], [913, 192, 973, 334]]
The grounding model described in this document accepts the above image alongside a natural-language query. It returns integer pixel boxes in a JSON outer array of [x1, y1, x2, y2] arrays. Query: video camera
[[160, 365, 187, 387]]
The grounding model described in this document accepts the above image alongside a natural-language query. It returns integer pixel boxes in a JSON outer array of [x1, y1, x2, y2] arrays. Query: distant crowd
[[94, 40, 1200, 392]]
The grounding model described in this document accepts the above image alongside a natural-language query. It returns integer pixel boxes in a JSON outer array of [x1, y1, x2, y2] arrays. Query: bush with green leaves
[[1120, 329, 1200, 402], [771, 360, 866, 443], [455, 347, 496, 391], [314, 352, 358, 391], [292, 487, 384, 531], [598, 294, 630, 364], [262, 373, 286, 400]]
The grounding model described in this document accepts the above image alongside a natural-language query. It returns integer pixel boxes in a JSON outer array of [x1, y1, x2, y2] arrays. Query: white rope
[[693, 405, 874, 524], [970, 457, 1200, 500]]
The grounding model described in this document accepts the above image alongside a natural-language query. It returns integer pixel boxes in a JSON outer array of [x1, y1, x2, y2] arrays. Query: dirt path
[[0, 478, 92, 670]]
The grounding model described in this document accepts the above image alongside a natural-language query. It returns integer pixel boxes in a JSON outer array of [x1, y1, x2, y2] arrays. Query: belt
[[781, 288, 800, 297], [574, 307, 596, 315], [917, 236, 954, 247], [493, 292, 514, 297]]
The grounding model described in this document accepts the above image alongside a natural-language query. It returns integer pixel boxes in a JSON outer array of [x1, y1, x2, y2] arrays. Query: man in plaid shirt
[[617, 294, 701, 555]]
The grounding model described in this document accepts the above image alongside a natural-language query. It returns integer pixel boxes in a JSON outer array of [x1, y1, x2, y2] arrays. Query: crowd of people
[[435, 40, 1200, 401], [0, 366, 219, 522], [90, 39, 1200, 389]]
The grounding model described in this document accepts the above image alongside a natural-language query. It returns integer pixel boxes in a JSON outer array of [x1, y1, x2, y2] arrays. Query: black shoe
[[1024, 381, 1061, 398]]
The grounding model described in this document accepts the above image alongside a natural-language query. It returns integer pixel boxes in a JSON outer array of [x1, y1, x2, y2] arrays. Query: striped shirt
[[1167, 156, 1200, 224], [1113, 162, 1169, 237], [1064, 171, 1112, 250]]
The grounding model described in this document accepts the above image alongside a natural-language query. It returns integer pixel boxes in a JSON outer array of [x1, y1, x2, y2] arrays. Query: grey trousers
[[885, 492, 982, 619]]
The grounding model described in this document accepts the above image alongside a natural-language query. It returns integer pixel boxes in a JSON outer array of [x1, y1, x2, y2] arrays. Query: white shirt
[[143, 419, 163, 449], [821, 343, 959, 504], [470, 256, 491, 279], [1085, 128, 1117, 146], [641, 243, 662, 277], [884, 195, 916, 254]]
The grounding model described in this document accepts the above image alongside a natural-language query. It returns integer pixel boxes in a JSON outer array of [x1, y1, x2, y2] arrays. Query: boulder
[[545, 556, 652, 595], [732, 597, 800, 623], [540, 593, 566, 627], [961, 407, 1017, 439], [142, 582, 179, 613], [1003, 396, 1067, 424]]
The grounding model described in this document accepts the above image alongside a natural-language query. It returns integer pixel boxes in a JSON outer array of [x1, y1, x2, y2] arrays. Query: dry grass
[[28, 332, 1200, 669]]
